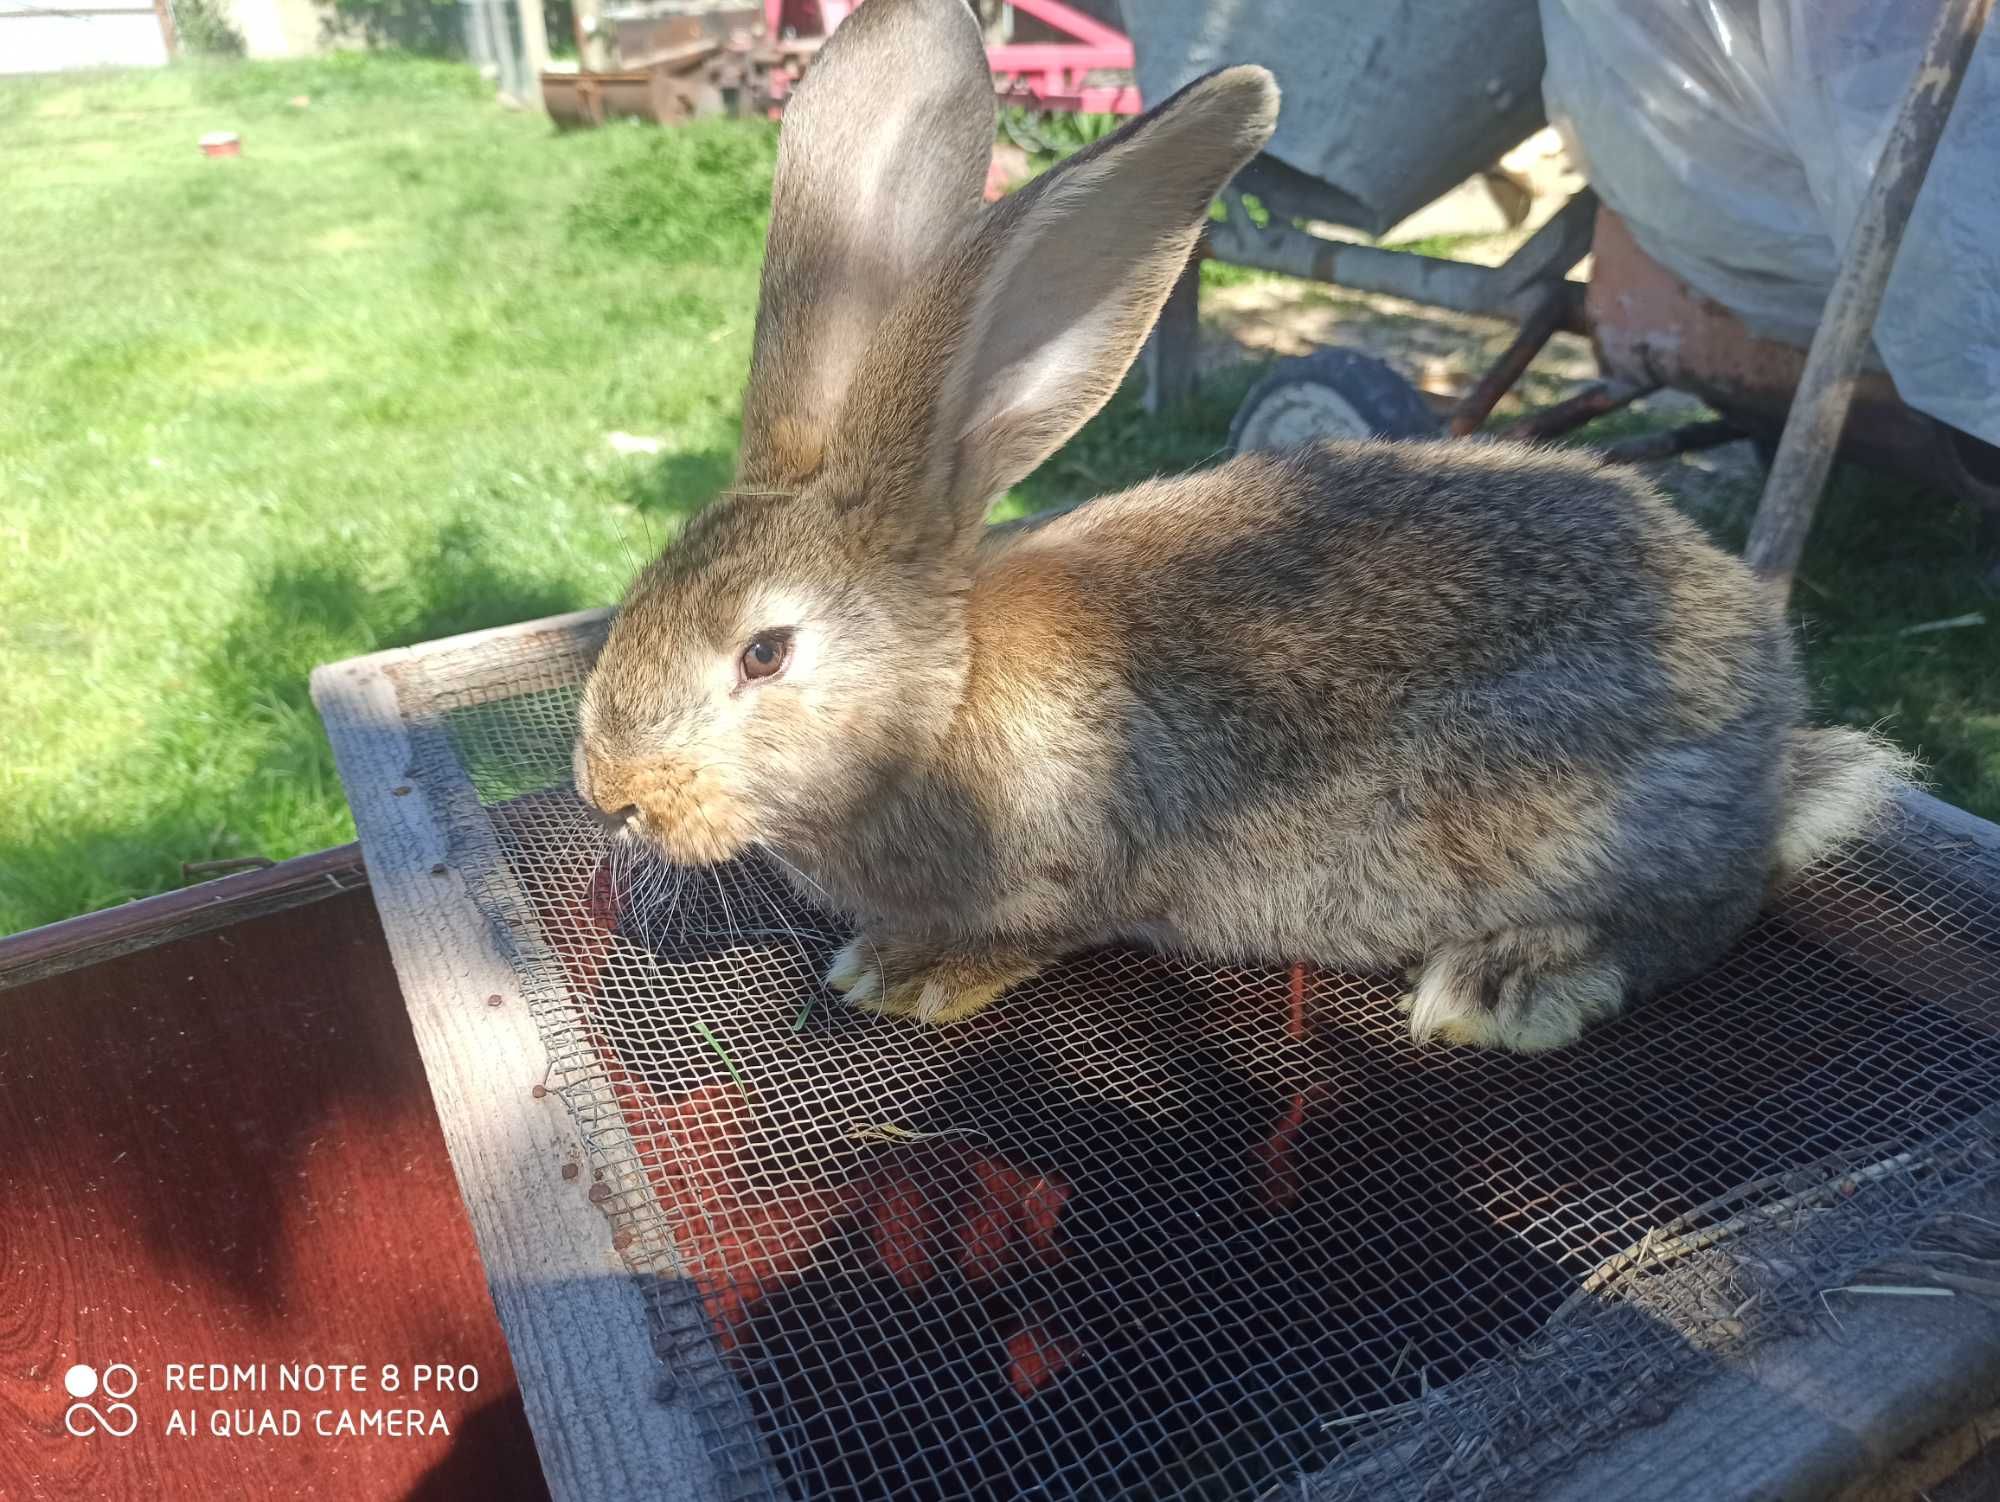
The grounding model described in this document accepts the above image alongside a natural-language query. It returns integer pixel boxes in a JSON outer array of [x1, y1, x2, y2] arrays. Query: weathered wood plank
[[383, 606, 610, 709], [1534, 1192, 2000, 1502], [0, 843, 367, 993], [311, 643, 734, 1502]]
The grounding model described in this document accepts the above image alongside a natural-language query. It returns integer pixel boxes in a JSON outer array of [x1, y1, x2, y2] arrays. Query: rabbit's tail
[[1772, 726, 1918, 884]]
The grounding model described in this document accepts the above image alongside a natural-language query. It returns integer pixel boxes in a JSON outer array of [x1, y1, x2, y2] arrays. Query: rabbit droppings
[[573, 0, 1912, 1053]]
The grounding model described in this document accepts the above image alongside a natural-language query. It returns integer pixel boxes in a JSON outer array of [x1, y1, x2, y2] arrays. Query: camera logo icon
[[64, 1363, 139, 1438]]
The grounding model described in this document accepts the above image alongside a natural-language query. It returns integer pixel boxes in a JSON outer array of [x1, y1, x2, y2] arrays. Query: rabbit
[[572, 0, 1914, 1052]]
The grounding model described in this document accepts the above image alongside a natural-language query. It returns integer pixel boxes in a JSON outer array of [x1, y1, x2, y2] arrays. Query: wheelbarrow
[[1129, 0, 2000, 594]]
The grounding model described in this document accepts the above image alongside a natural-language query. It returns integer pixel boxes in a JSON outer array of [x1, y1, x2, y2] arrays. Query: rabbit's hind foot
[[827, 933, 1044, 1025], [1406, 925, 1627, 1054]]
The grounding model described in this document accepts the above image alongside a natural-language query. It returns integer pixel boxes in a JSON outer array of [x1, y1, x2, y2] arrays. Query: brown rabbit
[[573, 0, 1912, 1051]]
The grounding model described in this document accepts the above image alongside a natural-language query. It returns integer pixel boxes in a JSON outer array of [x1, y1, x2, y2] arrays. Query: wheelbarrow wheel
[[1229, 349, 1440, 455]]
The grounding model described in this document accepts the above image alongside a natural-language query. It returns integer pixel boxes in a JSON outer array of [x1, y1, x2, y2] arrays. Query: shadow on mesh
[[479, 797, 2000, 1502]]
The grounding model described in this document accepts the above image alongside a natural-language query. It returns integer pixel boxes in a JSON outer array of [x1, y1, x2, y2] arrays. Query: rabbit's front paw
[[830, 934, 1043, 1025], [897, 952, 1042, 1024], [824, 935, 882, 999]]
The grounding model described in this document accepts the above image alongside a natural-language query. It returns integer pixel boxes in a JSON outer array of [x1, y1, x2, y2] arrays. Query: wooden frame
[[0, 842, 367, 992], [311, 606, 2000, 1502], [1533, 1215, 2000, 1502], [311, 610, 753, 1502]]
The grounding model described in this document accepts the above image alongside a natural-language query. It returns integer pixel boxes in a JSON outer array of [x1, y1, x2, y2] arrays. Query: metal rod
[[1495, 380, 1654, 443], [1486, 189, 1598, 306], [1142, 252, 1202, 415], [1743, 0, 1992, 595], [1598, 420, 1745, 465], [1449, 286, 1569, 435], [1205, 210, 1588, 334]]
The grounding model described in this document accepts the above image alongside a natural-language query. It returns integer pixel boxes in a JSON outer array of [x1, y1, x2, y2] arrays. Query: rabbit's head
[[576, 0, 1277, 866]]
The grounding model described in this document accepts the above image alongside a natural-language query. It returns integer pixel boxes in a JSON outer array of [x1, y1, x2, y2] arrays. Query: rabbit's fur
[[575, 0, 1912, 1051]]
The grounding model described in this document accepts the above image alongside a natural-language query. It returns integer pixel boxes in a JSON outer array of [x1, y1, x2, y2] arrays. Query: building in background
[[2, 0, 324, 73]]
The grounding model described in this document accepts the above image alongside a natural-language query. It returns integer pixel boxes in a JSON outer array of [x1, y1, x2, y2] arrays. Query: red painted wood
[[0, 890, 550, 1501]]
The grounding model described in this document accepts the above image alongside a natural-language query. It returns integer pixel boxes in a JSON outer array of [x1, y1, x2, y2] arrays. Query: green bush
[[997, 105, 1120, 174], [172, 0, 246, 56], [318, 0, 462, 56]]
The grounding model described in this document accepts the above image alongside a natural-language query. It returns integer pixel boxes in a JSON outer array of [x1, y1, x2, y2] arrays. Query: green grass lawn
[[2, 54, 1995, 936]]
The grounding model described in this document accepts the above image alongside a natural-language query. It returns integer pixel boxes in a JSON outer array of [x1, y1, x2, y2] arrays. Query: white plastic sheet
[[1541, 0, 2000, 447]]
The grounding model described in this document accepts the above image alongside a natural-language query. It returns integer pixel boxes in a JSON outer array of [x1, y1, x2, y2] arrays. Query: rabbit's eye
[[739, 629, 793, 684]]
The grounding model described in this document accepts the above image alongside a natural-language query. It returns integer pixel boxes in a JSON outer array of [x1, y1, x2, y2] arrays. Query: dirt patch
[[1198, 279, 1595, 408]]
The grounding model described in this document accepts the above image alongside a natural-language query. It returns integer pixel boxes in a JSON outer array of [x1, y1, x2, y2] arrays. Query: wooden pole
[[573, 0, 613, 73], [1743, 0, 1992, 597]]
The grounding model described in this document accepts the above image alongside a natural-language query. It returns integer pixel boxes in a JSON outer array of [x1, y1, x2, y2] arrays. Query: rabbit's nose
[[592, 803, 640, 833]]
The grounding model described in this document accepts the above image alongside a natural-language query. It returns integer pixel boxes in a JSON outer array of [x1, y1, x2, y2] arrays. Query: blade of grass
[[689, 1018, 748, 1090]]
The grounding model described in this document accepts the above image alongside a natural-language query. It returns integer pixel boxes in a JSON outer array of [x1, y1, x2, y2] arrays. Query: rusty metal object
[[1486, 189, 1598, 307], [542, 69, 687, 127], [1206, 204, 1589, 334], [546, 3, 814, 129], [1495, 378, 1654, 443], [1588, 212, 1885, 434], [1599, 420, 1744, 465], [612, 4, 756, 66], [1450, 285, 1570, 436], [556, 0, 1141, 132], [1588, 208, 2000, 524], [541, 51, 774, 127]]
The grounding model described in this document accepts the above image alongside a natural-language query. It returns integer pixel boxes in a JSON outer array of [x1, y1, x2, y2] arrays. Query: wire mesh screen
[[385, 616, 2000, 1502]]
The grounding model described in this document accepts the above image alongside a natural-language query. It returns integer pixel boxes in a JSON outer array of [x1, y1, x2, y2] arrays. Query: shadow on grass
[[601, 371, 1257, 533], [0, 517, 594, 935], [621, 445, 738, 521]]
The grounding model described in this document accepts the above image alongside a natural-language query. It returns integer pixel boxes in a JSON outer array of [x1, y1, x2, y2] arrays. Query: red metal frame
[[988, 0, 1138, 113], [764, 0, 1140, 114]]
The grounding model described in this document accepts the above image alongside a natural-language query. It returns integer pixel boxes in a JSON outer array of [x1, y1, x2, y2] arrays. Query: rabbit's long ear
[[736, 0, 996, 491], [840, 67, 1277, 535]]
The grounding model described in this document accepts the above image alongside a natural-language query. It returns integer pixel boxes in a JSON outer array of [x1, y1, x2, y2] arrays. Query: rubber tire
[[1228, 348, 1441, 456]]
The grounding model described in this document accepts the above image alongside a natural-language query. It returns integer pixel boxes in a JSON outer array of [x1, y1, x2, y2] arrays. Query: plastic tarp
[[1542, 0, 2000, 447]]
